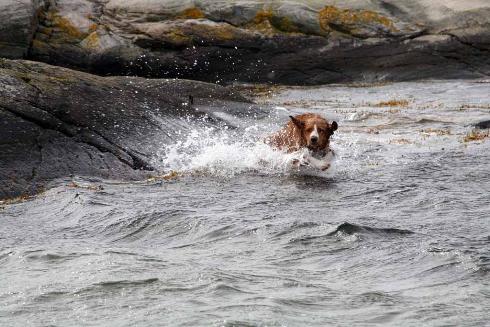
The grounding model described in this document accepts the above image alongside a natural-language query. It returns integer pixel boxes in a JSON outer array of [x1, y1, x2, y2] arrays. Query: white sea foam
[[153, 124, 335, 177]]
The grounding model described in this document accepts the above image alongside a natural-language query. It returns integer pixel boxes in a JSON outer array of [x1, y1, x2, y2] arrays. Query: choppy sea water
[[1, 81, 489, 326]]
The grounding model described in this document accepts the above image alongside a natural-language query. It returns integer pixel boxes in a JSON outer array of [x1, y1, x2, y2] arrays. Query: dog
[[265, 113, 338, 170]]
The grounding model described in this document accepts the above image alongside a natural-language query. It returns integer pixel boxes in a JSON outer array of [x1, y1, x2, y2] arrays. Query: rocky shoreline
[[1, 1, 490, 199], [0, 59, 257, 199], [1, 0, 489, 84]]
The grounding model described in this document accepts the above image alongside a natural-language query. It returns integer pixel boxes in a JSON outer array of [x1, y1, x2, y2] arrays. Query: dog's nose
[[310, 136, 318, 143]]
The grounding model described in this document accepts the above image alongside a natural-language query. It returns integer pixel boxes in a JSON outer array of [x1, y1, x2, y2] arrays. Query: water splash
[[152, 122, 334, 177]]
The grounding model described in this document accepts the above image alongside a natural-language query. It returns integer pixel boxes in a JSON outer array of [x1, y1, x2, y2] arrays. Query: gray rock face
[[475, 120, 490, 129], [1, 0, 489, 84], [0, 59, 253, 199], [0, 0, 42, 58]]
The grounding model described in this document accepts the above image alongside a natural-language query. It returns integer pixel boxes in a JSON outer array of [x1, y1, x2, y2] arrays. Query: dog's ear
[[330, 121, 338, 134], [289, 115, 304, 129]]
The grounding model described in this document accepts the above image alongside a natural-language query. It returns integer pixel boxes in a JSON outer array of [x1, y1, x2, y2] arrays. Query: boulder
[[474, 120, 490, 129], [1, 0, 489, 84], [0, 0, 42, 58], [0, 59, 255, 199]]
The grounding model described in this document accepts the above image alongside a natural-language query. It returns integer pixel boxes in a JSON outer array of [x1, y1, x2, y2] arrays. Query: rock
[[0, 0, 42, 58], [1, 1, 489, 84], [0, 59, 257, 200], [474, 120, 490, 129]]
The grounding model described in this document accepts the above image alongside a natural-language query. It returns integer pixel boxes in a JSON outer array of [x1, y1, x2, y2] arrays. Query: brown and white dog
[[266, 113, 338, 170]]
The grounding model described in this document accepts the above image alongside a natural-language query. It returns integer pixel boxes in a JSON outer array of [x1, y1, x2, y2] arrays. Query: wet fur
[[266, 113, 338, 170]]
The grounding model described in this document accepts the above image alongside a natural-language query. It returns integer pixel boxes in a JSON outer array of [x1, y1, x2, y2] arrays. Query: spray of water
[[152, 119, 335, 177]]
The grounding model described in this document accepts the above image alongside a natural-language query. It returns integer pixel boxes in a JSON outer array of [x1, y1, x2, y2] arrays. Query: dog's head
[[289, 114, 338, 151]]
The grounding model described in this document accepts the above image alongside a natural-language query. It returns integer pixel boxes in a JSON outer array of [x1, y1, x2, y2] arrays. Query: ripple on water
[[1, 81, 489, 326]]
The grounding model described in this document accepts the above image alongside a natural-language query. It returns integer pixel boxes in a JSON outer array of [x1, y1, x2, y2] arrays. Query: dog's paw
[[300, 154, 310, 166], [292, 157, 310, 168]]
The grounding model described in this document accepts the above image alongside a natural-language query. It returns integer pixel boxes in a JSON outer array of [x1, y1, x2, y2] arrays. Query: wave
[[23, 250, 97, 263], [426, 244, 489, 275], [286, 222, 414, 245], [327, 222, 414, 236], [94, 278, 159, 288], [73, 278, 160, 295], [0, 250, 13, 263]]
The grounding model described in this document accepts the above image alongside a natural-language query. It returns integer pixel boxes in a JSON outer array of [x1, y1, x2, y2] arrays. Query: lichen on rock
[[39, 8, 95, 43], [242, 8, 301, 35], [176, 7, 205, 19], [81, 31, 100, 49], [1, 0, 488, 84], [135, 19, 258, 48], [319, 5, 400, 38]]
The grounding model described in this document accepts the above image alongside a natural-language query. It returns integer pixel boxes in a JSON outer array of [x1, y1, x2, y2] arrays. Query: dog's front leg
[[292, 156, 310, 168], [308, 150, 334, 171], [306, 156, 329, 170]]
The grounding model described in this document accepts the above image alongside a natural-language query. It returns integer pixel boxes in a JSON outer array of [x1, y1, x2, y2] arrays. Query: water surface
[[1, 81, 489, 326]]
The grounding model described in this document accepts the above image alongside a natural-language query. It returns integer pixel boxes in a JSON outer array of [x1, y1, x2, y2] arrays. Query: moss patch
[[245, 9, 300, 35], [246, 9, 276, 35], [0, 186, 47, 206], [51, 14, 86, 40], [163, 29, 192, 46], [253, 9, 273, 25], [273, 16, 300, 33], [372, 99, 410, 107], [37, 9, 91, 44], [176, 7, 206, 19], [459, 103, 490, 110], [0, 194, 34, 206], [31, 39, 49, 51], [421, 128, 452, 136], [161, 23, 242, 47], [319, 6, 398, 36], [83, 31, 100, 49], [463, 130, 489, 143], [88, 23, 98, 33]]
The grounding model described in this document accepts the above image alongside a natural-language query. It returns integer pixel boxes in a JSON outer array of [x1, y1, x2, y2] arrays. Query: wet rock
[[1, 0, 489, 84], [0, 0, 42, 58], [0, 59, 254, 199], [474, 120, 490, 129]]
